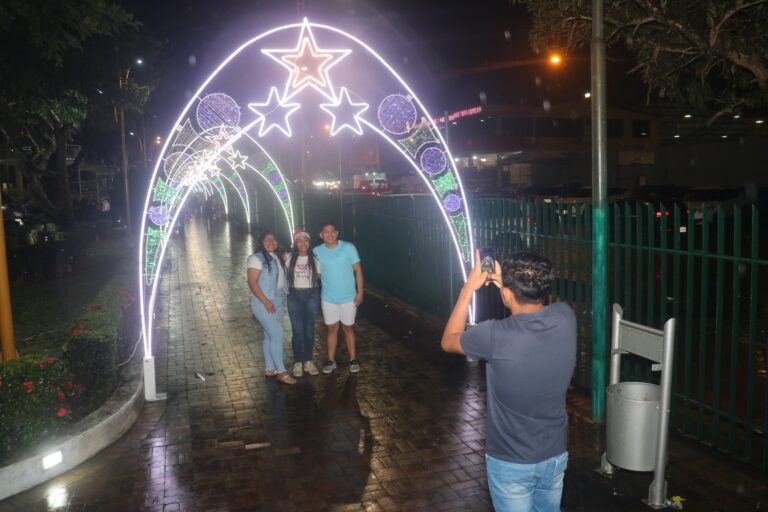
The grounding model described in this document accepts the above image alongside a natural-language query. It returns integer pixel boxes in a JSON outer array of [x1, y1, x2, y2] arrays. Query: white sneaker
[[322, 360, 337, 374], [349, 360, 361, 373], [292, 362, 303, 378], [304, 361, 319, 376]]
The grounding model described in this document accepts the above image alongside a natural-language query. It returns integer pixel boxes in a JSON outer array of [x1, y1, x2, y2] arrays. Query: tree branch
[[709, 0, 768, 48]]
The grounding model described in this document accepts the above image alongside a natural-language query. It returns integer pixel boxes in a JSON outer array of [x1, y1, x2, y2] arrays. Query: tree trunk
[[54, 125, 76, 228], [25, 168, 60, 217]]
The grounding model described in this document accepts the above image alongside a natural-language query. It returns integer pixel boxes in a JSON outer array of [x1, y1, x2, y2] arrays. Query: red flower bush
[[0, 356, 77, 455]]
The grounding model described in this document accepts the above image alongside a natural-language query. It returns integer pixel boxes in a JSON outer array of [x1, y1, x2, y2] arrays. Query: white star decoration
[[248, 87, 300, 137], [262, 18, 350, 101], [208, 126, 231, 152], [320, 87, 369, 136], [227, 150, 248, 170]]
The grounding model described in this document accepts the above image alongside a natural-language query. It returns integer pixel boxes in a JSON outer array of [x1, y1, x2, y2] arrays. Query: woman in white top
[[247, 231, 295, 384], [284, 228, 322, 378]]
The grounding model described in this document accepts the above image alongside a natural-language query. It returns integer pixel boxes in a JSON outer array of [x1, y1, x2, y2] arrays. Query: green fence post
[[590, 0, 608, 422]]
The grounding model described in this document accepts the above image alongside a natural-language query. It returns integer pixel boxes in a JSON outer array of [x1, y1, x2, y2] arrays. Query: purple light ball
[[269, 173, 281, 185], [148, 206, 168, 226], [420, 147, 447, 176], [377, 94, 417, 135], [196, 93, 241, 131], [443, 194, 461, 213], [278, 189, 289, 199]]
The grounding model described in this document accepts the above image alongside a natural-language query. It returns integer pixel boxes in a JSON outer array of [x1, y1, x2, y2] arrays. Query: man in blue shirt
[[314, 222, 365, 374], [442, 250, 576, 511]]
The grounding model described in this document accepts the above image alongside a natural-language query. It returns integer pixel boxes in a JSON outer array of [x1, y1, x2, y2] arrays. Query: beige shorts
[[321, 300, 357, 326]]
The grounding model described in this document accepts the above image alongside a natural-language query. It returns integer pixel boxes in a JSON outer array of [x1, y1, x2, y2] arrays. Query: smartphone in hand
[[479, 247, 495, 274]]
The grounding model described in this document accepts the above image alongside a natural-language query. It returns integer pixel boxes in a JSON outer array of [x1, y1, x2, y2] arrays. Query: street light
[[549, 53, 563, 66]]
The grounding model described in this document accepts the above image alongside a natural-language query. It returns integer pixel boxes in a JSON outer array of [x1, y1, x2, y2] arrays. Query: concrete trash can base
[[606, 382, 660, 472]]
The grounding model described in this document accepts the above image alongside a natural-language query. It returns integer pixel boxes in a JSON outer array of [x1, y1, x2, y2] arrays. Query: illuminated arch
[[138, 18, 475, 400]]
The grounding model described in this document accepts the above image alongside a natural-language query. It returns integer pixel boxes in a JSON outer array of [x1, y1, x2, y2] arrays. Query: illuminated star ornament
[[226, 150, 248, 170], [248, 87, 300, 137], [320, 87, 369, 136], [262, 18, 350, 101]]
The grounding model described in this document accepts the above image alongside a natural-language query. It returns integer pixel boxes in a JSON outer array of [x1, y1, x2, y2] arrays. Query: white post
[[143, 356, 167, 401]]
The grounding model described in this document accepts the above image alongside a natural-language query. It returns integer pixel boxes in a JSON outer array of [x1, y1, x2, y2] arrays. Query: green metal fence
[[263, 191, 767, 471]]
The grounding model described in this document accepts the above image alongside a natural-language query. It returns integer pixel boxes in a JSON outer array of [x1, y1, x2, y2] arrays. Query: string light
[[138, 19, 476, 391]]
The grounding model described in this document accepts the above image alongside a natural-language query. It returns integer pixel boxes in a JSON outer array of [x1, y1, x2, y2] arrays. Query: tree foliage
[[0, 0, 145, 224], [513, 0, 768, 123]]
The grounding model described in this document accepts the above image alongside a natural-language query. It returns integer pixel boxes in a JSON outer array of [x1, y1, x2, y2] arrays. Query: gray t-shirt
[[461, 301, 576, 464]]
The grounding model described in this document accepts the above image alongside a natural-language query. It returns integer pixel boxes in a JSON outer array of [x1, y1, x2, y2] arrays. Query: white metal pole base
[[143, 356, 167, 401]]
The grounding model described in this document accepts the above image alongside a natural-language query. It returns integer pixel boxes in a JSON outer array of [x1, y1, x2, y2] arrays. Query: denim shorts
[[486, 451, 568, 512]]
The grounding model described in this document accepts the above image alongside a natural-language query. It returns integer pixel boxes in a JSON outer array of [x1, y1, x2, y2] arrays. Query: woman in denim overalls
[[247, 232, 295, 384]]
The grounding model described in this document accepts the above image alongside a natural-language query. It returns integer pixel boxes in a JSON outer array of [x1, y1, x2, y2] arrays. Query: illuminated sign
[[434, 106, 483, 125]]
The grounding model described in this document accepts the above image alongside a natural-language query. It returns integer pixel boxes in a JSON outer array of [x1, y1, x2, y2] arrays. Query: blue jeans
[[287, 288, 320, 362], [486, 452, 568, 512], [251, 297, 287, 373]]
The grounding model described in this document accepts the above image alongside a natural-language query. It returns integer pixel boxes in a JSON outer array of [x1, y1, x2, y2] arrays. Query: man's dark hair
[[501, 251, 554, 304], [319, 221, 338, 232]]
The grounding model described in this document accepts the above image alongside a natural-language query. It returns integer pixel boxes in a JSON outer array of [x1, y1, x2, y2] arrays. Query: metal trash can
[[606, 381, 660, 472]]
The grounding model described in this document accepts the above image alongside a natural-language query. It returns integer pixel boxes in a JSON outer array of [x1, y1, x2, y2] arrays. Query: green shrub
[[62, 336, 117, 413], [0, 356, 78, 456], [60, 270, 135, 413]]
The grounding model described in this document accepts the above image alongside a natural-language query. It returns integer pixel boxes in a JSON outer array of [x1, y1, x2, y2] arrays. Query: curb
[[0, 356, 145, 500]]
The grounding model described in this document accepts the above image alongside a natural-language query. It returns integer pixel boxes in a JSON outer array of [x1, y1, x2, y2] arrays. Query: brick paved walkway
[[1, 218, 766, 511]]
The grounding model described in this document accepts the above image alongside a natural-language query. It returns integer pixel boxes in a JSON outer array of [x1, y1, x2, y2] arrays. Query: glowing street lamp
[[549, 53, 562, 66]]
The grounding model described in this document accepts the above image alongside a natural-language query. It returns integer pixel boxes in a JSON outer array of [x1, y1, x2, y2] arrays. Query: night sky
[[128, 0, 645, 137]]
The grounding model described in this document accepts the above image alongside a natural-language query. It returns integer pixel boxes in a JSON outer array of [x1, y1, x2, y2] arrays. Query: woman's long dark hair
[[287, 243, 318, 289], [258, 231, 286, 275]]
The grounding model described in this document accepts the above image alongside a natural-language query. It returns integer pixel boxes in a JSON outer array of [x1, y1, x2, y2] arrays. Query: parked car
[[612, 185, 690, 240], [558, 186, 628, 219]]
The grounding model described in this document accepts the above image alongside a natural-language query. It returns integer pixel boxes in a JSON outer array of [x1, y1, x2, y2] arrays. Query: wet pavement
[[1, 217, 767, 511]]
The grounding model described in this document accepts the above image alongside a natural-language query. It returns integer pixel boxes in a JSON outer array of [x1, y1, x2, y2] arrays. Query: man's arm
[[353, 262, 364, 306], [440, 286, 474, 354], [441, 250, 492, 354]]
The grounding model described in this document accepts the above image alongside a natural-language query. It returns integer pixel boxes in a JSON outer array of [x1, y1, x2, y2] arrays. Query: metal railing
[[261, 191, 767, 471]]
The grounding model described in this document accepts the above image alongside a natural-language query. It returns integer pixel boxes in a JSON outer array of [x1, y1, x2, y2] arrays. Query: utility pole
[[591, 0, 608, 422], [0, 193, 17, 361], [118, 68, 133, 236]]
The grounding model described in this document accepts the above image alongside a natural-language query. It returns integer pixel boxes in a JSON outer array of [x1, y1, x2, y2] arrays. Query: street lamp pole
[[118, 68, 133, 236], [591, 0, 609, 422]]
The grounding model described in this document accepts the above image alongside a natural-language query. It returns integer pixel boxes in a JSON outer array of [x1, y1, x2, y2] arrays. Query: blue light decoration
[[443, 193, 462, 213], [420, 147, 447, 176], [137, 18, 475, 401], [196, 93, 241, 131], [378, 94, 417, 135]]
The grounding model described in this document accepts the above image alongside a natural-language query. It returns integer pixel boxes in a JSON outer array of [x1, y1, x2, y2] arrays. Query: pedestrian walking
[[314, 222, 364, 374], [247, 231, 295, 384], [284, 228, 322, 378], [441, 250, 576, 511]]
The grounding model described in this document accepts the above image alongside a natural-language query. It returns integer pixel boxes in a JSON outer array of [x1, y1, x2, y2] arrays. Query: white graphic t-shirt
[[285, 255, 320, 289]]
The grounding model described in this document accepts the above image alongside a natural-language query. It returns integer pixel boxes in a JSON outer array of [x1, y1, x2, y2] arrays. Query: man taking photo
[[442, 250, 576, 511]]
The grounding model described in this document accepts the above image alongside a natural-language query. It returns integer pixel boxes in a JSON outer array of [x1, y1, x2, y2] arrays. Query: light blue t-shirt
[[314, 241, 360, 304]]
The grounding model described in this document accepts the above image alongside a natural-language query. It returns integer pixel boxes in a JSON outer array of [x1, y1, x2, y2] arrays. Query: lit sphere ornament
[[420, 147, 447, 176], [148, 206, 169, 226], [196, 93, 241, 131], [444, 193, 461, 213], [378, 94, 417, 135]]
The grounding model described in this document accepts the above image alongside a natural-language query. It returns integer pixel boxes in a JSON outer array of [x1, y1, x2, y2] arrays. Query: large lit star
[[247, 87, 300, 137], [262, 18, 350, 101], [320, 87, 369, 136]]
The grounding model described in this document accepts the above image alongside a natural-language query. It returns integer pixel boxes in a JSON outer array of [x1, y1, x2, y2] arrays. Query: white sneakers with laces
[[304, 360, 319, 376]]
